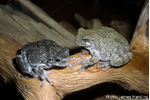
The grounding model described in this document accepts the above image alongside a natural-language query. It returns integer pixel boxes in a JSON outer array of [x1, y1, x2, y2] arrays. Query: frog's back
[[22, 40, 58, 52], [93, 26, 129, 46]]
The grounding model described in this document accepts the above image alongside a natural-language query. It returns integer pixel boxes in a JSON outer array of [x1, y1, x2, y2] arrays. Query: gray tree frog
[[71, 26, 132, 73], [16, 40, 73, 87]]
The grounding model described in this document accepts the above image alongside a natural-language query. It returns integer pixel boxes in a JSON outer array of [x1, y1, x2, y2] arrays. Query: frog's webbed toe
[[69, 54, 84, 70], [97, 61, 111, 71], [69, 57, 79, 70], [31, 72, 39, 79], [33, 66, 54, 86], [40, 77, 54, 87], [103, 66, 111, 71], [81, 49, 90, 54], [69, 61, 82, 70], [78, 66, 86, 73], [70, 57, 78, 61], [46, 75, 54, 85], [70, 54, 91, 71], [77, 54, 93, 73], [40, 74, 54, 87], [97, 61, 109, 68], [40, 70, 54, 87]]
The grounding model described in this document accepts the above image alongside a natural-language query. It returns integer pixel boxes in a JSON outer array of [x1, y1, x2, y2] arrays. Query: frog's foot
[[97, 61, 110, 71], [70, 54, 92, 71], [78, 67, 84, 73], [46, 69, 54, 74], [78, 61, 90, 73], [77, 54, 92, 73], [33, 74, 38, 79], [31, 71, 38, 79], [69, 57, 79, 70], [79, 54, 91, 60], [70, 57, 78, 61], [69, 63, 74, 70], [81, 49, 90, 54], [41, 79, 46, 87], [46, 70, 54, 85], [41, 76, 54, 87], [40, 70, 54, 87], [69, 54, 86, 70], [69, 61, 82, 70]]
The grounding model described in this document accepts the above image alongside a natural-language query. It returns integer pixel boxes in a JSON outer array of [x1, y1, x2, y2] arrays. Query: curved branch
[[0, 0, 148, 100]]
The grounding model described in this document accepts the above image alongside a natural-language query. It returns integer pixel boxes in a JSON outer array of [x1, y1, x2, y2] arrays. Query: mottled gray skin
[[71, 26, 132, 72], [16, 40, 71, 87]]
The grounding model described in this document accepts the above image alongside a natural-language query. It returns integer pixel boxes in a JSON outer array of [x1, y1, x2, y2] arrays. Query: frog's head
[[47, 47, 70, 67], [75, 28, 95, 48]]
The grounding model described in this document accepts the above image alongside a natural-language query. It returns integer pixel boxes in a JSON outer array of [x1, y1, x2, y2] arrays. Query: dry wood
[[16, 0, 75, 44], [0, 2, 77, 49], [0, 0, 148, 100]]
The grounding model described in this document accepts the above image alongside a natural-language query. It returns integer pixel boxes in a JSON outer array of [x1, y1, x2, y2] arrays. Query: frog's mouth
[[47, 60, 69, 67], [76, 41, 91, 47], [75, 38, 91, 47]]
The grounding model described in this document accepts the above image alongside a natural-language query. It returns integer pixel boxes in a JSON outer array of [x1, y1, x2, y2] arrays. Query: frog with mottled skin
[[71, 26, 132, 73], [16, 40, 74, 87]]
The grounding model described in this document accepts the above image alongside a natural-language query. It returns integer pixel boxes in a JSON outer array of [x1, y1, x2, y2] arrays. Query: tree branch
[[0, 0, 148, 100]]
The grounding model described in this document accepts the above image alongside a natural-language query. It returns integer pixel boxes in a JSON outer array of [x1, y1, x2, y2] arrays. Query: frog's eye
[[39, 50, 46, 55], [82, 37, 89, 42], [48, 59, 54, 63]]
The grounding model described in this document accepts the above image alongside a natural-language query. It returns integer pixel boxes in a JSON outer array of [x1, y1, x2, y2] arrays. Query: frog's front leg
[[78, 53, 101, 73], [69, 54, 90, 70], [69, 57, 78, 70], [73, 50, 100, 73], [33, 65, 54, 87], [81, 49, 90, 54], [78, 54, 92, 73], [40, 70, 54, 87]]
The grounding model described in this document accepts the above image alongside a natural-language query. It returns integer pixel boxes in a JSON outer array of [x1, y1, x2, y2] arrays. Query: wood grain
[[0, 3, 77, 49]]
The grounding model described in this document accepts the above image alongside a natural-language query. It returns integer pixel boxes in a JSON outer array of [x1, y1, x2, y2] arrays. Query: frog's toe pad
[[46, 76, 54, 85], [103, 66, 111, 72], [97, 65, 105, 68], [97, 65, 111, 72], [46, 70, 54, 74]]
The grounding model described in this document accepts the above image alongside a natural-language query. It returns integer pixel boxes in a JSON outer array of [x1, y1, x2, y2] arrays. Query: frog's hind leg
[[16, 54, 37, 78], [110, 47, 132, 67], [97, 61, 111, 71]]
